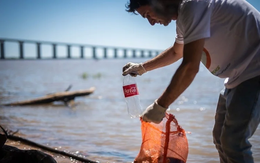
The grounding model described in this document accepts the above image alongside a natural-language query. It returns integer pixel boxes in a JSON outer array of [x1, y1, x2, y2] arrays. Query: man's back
[[176, 0, 260, 88]]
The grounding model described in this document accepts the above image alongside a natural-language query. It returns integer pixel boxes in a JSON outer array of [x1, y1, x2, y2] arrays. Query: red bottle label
[[123, 84, 139, 97]]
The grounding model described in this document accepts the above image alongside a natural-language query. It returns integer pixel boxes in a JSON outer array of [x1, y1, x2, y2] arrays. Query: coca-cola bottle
[[123, 75, 143, 118]]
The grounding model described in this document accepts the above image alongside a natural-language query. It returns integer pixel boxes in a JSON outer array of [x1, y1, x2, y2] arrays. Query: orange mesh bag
[[134, 113, 188, 163]]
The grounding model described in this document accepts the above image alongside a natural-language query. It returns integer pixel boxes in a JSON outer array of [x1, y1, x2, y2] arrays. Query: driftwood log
[[3, 87, 95, 106], [0, 126, 97, 163]]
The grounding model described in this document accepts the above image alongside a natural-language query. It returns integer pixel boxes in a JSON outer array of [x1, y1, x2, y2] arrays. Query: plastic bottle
[[123, 75, 142, 118]]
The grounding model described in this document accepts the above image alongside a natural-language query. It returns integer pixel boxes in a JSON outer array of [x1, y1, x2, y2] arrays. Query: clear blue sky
[[0, 0, 260, 51]]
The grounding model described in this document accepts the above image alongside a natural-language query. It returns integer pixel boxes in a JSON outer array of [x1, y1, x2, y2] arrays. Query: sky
[[0, 0, 260, 53]]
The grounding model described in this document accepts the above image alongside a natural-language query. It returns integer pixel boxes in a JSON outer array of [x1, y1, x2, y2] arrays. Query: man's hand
[[142, 100, 168, 124], [122, 62, 147, 77]]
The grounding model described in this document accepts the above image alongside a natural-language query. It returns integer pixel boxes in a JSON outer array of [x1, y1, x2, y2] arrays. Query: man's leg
[[213, 88, 228, 163], [221, 76, 260, 163]]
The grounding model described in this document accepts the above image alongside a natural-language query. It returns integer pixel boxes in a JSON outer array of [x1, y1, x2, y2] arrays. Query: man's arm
[[122, 42, 183, 76], [142, 42, 183, 71], [157, 38, 205, 108]]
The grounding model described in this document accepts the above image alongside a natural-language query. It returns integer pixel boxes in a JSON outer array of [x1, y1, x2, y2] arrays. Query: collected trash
[[134, 113, 188, 163], [123, 75, 143, 118]]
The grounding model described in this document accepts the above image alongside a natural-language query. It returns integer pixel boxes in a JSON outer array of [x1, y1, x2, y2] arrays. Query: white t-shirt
[[175, 0, 260, 89]]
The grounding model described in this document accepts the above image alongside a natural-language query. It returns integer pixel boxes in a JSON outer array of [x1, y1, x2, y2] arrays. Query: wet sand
[[5, 140, 77, 163]]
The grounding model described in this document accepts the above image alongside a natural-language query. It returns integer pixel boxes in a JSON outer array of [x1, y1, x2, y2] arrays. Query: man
[[122, 0, 260, 162]]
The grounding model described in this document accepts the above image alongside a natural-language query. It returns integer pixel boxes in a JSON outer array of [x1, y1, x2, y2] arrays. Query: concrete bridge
[[0, 38, 161, 60]]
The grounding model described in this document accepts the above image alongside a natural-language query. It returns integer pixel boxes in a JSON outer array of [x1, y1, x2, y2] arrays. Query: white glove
[[142, 100, 168, 124], [122, 62, 147, 77]]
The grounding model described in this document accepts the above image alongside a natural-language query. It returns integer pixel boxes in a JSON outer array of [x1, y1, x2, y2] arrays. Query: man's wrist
[[155, 99, 168, 110], [142, 62, 150, 72], [156, 98, 169, 109], [140, 63, 147, 73]]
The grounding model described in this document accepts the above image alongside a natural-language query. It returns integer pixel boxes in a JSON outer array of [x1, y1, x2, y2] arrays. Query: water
[[0, 59, 259, 162]]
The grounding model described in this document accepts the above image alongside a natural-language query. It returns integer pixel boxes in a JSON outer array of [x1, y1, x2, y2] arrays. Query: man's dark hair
[[126, 0, 182, 18], [125, 0, 151, 14]]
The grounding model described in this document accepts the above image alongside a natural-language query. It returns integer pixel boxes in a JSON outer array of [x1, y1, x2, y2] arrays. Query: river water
[[0, 59, 259, 163]]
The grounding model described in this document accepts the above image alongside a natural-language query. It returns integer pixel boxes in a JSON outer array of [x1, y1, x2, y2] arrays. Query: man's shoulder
[[180, 0, 211, 5], [178, 0, 212, 21], [178, 0, 212, 16]]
